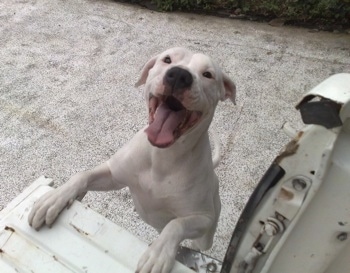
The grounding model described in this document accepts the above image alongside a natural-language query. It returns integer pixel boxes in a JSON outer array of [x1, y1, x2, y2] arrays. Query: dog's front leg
[[136, 215, 213, 273], [28, 162, 122, 230]]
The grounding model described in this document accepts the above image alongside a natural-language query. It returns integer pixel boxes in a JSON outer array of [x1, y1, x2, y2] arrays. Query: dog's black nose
[[164, 67, 193, 92]]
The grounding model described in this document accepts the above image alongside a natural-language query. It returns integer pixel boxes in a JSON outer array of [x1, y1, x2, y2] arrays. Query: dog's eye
[[203, 72, 212, 79], [163, 56, 172, 64]]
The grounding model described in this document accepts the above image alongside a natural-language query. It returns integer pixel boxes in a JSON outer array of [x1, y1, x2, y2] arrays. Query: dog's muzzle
[[145, 67, 201, 148]]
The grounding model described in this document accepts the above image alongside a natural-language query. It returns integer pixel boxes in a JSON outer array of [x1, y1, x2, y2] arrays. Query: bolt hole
[[337, 232, 348, 241], [255, 242, 264, 251], [310, 170, 315, 175]]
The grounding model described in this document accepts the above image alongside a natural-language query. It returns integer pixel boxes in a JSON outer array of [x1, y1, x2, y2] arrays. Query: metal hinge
[[238, 176, 311, 273]]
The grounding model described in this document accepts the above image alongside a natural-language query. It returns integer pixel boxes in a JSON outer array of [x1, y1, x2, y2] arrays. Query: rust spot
[[275, 140, 299, 164], [0, 249, 3, 253], [278, 188, 294, 200], [297, 131, 304, 138], [4, 226, 15, 232], [275, 132, 303, 164], [70, 224, 89, 236]]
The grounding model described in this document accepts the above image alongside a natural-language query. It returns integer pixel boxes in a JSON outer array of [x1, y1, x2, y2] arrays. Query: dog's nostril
[[181, 73, 192, 86], [167, 71, 176, 80], [165, 67, 193, 91]]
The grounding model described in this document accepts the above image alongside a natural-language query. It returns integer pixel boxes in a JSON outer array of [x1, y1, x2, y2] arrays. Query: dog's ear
[[220, 73, 236, 105], [135, 55, 158, 87]]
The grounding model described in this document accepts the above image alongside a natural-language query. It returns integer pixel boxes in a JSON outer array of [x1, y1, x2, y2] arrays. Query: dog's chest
[[127, 170, 188, 228], [134, 169, 184, 201]]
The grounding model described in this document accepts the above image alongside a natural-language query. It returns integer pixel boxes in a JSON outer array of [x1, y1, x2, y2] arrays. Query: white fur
[[28, 47, 236, 273]]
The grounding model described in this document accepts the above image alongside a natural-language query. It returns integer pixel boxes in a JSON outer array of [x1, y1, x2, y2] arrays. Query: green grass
[[130, 0, 350, 28]]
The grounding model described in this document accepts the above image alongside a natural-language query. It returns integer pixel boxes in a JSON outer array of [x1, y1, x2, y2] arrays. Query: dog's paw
[[136, 239, 177, 273], [28, 187, 76, 230]]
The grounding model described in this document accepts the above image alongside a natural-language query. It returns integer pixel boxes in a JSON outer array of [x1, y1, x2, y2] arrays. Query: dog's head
[[135, 47, 236, 148]]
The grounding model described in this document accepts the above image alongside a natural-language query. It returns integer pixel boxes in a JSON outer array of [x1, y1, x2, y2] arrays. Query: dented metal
[[298, 98, 342, 128], [224, 73, 350, 273], [296, 73, 350, 127]]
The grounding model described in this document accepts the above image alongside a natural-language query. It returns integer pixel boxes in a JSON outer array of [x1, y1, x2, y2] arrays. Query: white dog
[[28, 47, 236, 273]]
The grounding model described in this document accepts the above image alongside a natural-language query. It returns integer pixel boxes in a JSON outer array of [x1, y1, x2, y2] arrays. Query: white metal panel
[[264, 122, 350, 273], [228, 74, 350, 273], [0, 176, 192, 273]]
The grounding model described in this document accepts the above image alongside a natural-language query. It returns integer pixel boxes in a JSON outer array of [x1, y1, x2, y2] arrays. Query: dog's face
[[135, 47, 236, 148]]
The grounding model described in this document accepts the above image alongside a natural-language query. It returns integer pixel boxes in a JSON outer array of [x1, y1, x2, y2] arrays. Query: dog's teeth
[[180, 115, 187, 128], [178, 110, 190, 130], [179, 119, 186, 129]]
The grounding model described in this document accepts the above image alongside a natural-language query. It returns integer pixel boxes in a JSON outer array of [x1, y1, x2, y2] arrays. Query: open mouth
[[145, 95, 202, 148]]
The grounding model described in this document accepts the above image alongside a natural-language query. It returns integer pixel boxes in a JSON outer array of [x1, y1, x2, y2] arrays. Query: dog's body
[[28, 47, 236, 273]]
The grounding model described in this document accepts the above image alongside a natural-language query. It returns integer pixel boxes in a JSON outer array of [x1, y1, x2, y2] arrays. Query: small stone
[[234, 8, 241, 15], [268, 18, 286, 27], [229, 14, 246, 19]]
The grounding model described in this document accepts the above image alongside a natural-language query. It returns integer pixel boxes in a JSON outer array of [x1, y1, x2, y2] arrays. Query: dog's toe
[[29, 210, 46, 231], [136, 240, 176, 273], [46, 205, 61, 227]]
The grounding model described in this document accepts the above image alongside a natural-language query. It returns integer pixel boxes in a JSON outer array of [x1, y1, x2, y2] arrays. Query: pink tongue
[[145, 102, 186, 147]]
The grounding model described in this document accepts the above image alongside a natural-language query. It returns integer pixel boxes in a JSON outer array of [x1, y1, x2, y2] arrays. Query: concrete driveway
[[1, 0, 349, 260]]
